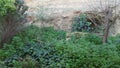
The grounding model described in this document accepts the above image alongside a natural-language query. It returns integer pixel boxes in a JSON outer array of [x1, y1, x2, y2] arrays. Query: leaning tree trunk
[[102, 7, 113, 44]]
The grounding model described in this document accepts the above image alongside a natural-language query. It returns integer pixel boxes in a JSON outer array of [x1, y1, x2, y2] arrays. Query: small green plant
[[72, 14, 95, 32]]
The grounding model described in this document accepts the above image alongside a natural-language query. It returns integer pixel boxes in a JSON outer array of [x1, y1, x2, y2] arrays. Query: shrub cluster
[[0, 26, 120, 68], [72, 14, 95, 32], [0, 26, 66, 67]]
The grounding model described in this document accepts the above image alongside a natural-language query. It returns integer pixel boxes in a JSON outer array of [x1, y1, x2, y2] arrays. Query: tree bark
[[102, 23, 110, 44], [0, 45, 2, 49]]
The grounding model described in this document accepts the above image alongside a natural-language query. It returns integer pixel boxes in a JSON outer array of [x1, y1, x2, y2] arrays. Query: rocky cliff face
[[25, 0, 120, 35]]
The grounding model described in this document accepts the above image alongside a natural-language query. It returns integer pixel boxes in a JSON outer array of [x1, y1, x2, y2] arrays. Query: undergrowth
[[0, 25, 120, 68]]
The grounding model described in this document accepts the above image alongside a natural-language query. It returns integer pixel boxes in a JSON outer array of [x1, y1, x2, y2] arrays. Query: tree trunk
[[102, 7, 113, 44], [0, 45, 2, 49], [102, 23, 110, 44]]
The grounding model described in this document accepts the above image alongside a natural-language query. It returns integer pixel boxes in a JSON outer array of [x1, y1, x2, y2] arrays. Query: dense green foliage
[[72, 14, 96, 32], [0, 0, 15, 16], [0, 26, 66, 67], [0, 26, 120, 68], [55, 35, 120, 68]]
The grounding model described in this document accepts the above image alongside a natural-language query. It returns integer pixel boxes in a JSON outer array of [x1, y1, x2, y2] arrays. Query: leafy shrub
[[39, 27, 66, 43], [0, 0, 16, 16], [84, 34, 102, 45], [0, 36, 25, 61], [55, 34, 120, 68], [2, 42, 66, 68], [72, 14, 95, 32], [0, 26, 39, 60]]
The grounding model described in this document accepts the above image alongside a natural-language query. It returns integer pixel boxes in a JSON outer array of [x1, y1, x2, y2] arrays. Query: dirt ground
[[25, 0, 120, 36]]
